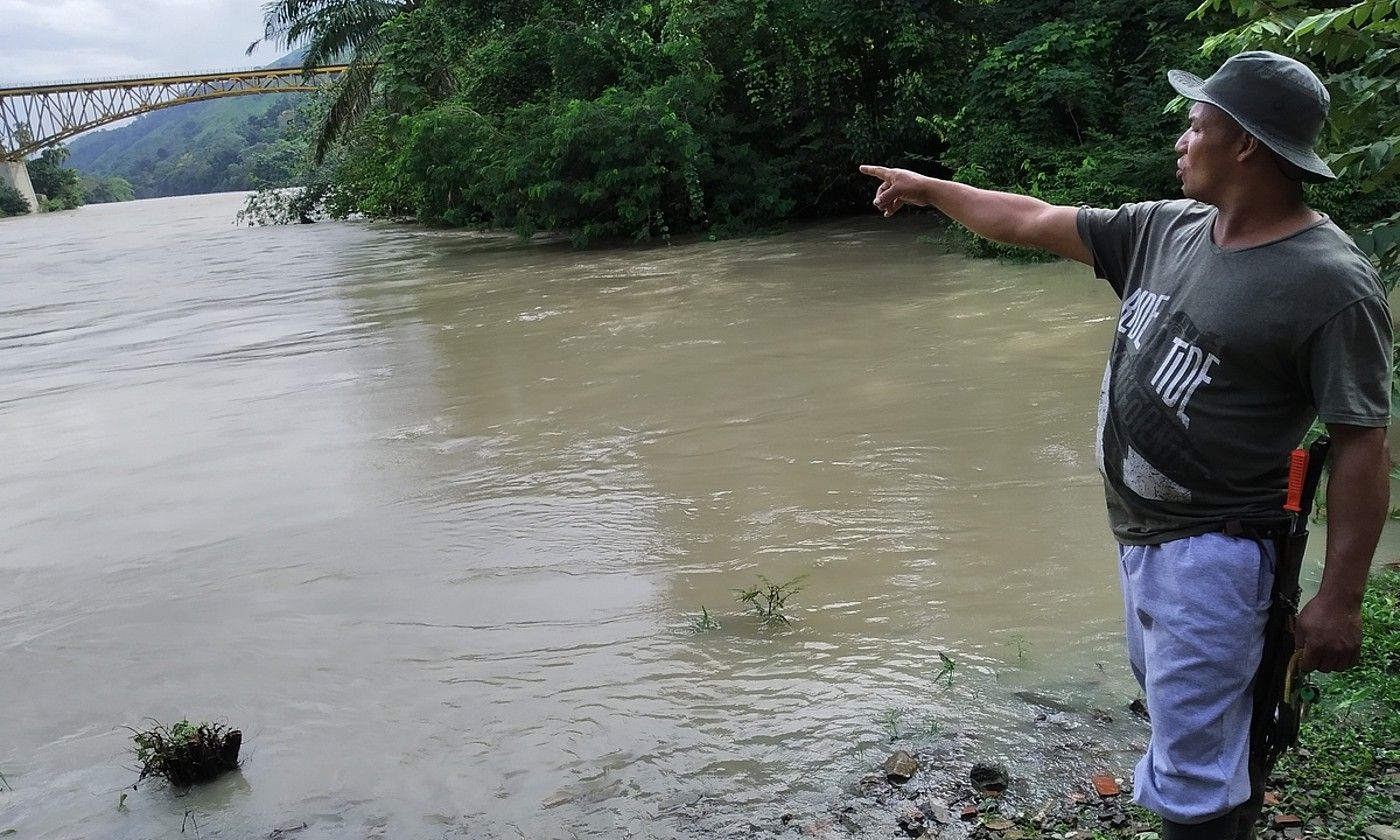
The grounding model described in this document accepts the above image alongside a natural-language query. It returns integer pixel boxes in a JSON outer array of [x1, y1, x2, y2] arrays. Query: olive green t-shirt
[[1077, 199, 1392, 545]]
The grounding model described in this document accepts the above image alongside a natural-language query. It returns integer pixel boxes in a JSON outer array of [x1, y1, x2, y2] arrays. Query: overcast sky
[[0, 0, 290, 84]]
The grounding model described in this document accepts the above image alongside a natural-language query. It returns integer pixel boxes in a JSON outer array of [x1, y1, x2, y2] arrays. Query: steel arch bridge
[[0, 66, 347, 162]]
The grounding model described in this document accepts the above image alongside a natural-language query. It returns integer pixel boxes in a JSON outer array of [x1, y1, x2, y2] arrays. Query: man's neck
[[1209, 188, 1321, 250]]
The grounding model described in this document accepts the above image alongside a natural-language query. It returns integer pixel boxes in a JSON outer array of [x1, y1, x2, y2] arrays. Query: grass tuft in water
[[935, 651, 956, 688], [130, 719, 242, 788], [735, 575, 805, 627], [687, 606, 722, 633]]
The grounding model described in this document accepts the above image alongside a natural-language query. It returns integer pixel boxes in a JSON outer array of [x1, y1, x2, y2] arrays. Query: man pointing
[[862, 51, 1392, 839]]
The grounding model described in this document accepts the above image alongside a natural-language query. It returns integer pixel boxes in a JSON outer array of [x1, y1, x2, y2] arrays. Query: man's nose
[[1174, 132, 1188, 154]]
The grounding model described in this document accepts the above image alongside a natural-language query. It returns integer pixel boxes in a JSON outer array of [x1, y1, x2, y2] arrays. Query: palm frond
[[314, 60, 378, 163]]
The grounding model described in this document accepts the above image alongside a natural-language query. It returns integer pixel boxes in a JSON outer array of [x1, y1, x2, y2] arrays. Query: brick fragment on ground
[[1092, 773, 1121, 798], [1273, 814, 1303, 829], [960, 804, 978, 821]]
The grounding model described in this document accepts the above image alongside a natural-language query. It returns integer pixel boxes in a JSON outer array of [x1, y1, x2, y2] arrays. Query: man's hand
[[859, 165, 933, 217], [1295, 594, 1362, 672]]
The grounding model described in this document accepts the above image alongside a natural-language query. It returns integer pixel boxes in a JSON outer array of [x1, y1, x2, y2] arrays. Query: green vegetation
[[28, 147, 85, 212], [935, 651, 956, 688], [0, 184, 29, 217], [686, 605, 722, 633], [131, 719, 242, 788], [80, 174, 136, 205], [66, 96, 310, 199], [735, 575, 804, 627]]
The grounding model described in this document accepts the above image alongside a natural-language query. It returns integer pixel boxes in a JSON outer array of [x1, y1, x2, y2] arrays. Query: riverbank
[[755, 568, 1400, 840]]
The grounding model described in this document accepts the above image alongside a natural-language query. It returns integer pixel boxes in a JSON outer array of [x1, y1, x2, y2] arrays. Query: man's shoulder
[[1276, 215, 1381, 289], [1099, 198, 1211, 232]]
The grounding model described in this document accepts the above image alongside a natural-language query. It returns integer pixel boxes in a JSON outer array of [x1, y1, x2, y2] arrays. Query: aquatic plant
[[687, 606, 722, 633], [735, 575, 805, 627], [130, 720, 242, 787], [935, 651, 956, 688]]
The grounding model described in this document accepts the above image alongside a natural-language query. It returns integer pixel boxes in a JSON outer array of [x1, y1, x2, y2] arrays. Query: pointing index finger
[[859, 164, 890, 180]]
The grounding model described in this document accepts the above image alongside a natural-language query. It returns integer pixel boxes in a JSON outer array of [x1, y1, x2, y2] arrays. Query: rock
[[1128, 698, 1150, 721], [1091, 708, 1114, 724], [268, 825, 309, 839], [858, 773, 888, 798], [961, 804, 979, 821], [985, 818, 1014, 831], [921, 801, 954, 824], [1272, 814, 1303, 829], [884, 750, 919, 784], [1091, 774, 1121, 798], [1263, 791, 1280, 806], [1364, 826, 1400, 840], [896, 801, 925, 831], [970, 762, 1010, 792]]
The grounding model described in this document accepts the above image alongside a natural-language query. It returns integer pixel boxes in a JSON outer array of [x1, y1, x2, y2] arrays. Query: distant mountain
[[65, 51, 313, 199]]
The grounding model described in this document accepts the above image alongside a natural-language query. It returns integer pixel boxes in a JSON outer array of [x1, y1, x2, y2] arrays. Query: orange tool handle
[[1284, 448, 1308, 513]]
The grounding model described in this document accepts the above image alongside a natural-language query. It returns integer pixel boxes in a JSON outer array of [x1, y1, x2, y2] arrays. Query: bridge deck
[[0, 66, 350, 97]]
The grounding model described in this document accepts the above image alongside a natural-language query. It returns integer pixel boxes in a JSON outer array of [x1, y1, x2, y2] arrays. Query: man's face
[[1173, 102, 1244, 202]]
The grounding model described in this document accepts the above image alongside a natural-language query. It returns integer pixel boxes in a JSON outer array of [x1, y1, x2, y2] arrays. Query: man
[[861, 51, 1392, 839]]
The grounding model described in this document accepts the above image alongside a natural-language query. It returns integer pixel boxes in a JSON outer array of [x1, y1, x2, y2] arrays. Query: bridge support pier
[[2, 160, 38, 212]]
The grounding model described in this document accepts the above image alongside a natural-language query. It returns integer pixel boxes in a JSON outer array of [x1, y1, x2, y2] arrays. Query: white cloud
[[0, 0, 280, 85]]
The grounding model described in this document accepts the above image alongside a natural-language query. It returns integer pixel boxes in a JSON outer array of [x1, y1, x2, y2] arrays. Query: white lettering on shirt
[[1117, 289, 1171, 350], [1150, 337, 1220, 428]]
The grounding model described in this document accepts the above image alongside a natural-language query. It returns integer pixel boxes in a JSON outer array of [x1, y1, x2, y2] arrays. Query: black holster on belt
[[1248, 436, 1331, 775]]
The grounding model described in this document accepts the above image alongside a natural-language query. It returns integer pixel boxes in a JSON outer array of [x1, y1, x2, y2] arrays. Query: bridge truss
[[0, 66, 347, 161]]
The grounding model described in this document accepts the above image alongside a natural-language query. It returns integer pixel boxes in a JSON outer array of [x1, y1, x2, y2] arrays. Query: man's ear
[[1236, 133, 1263, 163]]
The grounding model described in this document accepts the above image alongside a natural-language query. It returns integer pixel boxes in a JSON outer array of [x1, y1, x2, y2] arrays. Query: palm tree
[[247, 0, 423, 162]]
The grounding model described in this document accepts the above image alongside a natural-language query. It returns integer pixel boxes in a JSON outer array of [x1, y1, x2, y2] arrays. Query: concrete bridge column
[[2, 160, 39, 212]]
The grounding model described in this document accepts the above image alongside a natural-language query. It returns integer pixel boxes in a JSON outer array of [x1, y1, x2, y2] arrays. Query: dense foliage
[[930, 0, 1214, 256], [0, 183, 30, 217], [80, 174, 136, 204], [27, 147, 86, 212], [258, 0, 1397, 250], [261, 0, 978, 241]]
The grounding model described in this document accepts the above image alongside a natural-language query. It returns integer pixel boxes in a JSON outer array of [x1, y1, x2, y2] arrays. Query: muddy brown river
[[1, 193, 1390, 839]]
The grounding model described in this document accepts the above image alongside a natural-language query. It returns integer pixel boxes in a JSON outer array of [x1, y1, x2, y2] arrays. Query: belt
[[1218, 518, 1292, 540]]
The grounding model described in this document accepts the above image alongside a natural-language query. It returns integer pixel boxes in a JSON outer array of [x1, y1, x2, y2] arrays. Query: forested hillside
[[65, 52, 310, 199]]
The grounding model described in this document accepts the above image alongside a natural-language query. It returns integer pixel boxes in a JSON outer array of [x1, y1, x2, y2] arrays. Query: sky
[[0, 0, 288, 85]]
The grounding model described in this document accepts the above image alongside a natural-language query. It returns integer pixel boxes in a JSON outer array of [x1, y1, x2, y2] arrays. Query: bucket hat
[[1168, 51, 1335, 182]]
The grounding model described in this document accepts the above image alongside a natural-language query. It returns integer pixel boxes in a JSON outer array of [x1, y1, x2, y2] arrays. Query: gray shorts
[[1118, 532, 1276, 824]]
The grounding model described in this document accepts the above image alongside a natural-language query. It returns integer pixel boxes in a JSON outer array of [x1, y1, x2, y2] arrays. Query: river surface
[[1, 194, 1391, 839]]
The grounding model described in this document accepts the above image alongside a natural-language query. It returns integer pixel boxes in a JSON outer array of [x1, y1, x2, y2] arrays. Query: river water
[[1, 194, 1388, 839]]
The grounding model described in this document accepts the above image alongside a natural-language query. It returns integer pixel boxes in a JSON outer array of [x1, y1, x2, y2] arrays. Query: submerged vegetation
[[736, 575, 805, 627], [130, 720, 242, 788]]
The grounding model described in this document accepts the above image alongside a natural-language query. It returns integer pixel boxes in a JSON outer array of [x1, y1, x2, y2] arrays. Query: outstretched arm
[[859, 165, 1092, 266], [1295, 424, 1391, 672]]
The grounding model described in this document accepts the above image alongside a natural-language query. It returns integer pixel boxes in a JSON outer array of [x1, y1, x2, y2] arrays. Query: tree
[[0, 183, 31, 216], [248, 0, 424, 162], [80, 175, 135, 204], [27, 146, 85, 211]]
